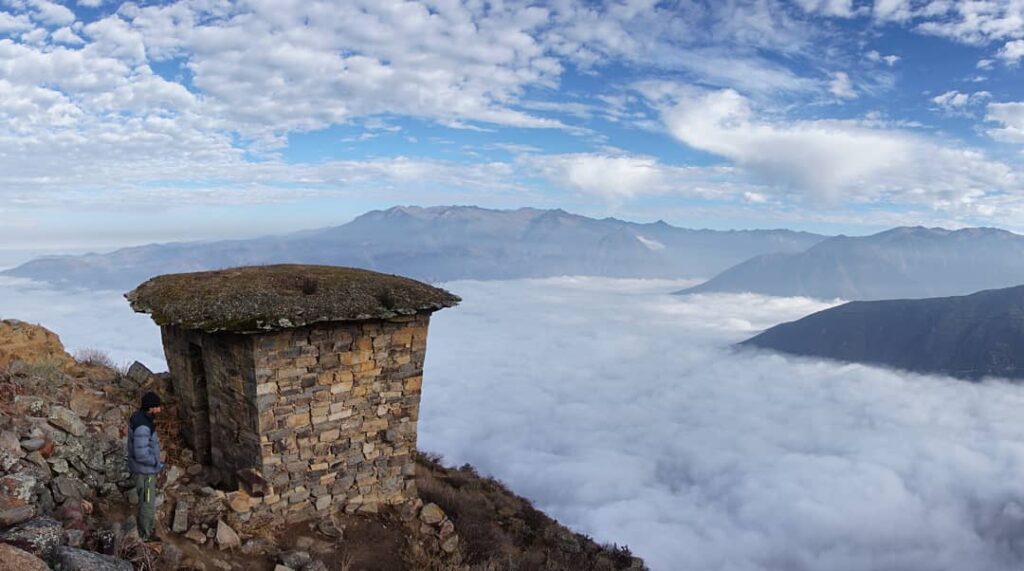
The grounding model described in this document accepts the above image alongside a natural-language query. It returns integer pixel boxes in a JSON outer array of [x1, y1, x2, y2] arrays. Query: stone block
[[47, 407, 85, 437], [0, 517, 62, 562], [285, 414, 310, 429], [0, 543, 49, 571]]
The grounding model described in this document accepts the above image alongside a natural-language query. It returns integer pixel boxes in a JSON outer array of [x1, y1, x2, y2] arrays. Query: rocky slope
[[680, 226, 1024, 301], [2, 205, 825, 290], [0, 320, 645, 570], [740, 285, 1024, 380]]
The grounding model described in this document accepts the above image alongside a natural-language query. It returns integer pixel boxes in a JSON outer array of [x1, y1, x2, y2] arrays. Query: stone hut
[[125, 264, 460, 521]]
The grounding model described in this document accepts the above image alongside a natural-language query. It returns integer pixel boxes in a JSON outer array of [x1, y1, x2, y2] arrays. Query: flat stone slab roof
[[125, 264, 461, 333]]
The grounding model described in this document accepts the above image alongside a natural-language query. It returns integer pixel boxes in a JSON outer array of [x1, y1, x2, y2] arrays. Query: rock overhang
[[125, 264, 461, 334]]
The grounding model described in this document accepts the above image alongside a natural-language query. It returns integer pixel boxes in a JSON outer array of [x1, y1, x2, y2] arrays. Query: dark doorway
[[188, 343, 213, 465]]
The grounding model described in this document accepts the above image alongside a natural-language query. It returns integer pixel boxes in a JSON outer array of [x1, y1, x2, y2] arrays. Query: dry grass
[[22, 355, 67, 383], [113, 532, 158, 571], [415, 451, 645, 571], [74, 348, 116, 368]]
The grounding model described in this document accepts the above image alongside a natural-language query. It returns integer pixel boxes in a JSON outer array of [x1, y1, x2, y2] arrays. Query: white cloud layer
[[655, 87, 1018, 206], [8, 276, 1024, 570]]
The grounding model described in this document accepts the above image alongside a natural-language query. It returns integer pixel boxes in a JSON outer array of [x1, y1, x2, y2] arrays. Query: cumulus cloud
[[866, 50, 900, 65], [932, 90, 991, 116], [829, 71, 856, 99], [28, 0, 75, 27], [653, 87, 1018, 205], [906, 2, 1024, 45], [521, 153, 745, 204], [11, 276, 1024, 569], [872, 0, 914, 22], [986, 102, 1024, 143], [2, 0, 1024, 245], [0, 10, 33, 33], [793, 0, 856, 18], [117, 0, 567, 140], [998, 39, 1024, 64], [50, 26, 83, 45]]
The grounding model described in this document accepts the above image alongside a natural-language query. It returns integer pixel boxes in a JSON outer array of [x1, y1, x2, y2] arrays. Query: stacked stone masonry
[[160, 313, 431, 522]]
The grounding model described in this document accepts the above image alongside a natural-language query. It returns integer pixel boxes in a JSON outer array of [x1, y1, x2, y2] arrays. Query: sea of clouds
[[5, 275, 1024, 570]]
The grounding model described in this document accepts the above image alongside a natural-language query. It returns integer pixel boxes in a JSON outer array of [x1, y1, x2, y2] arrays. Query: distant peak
[[872, 226, 1019, 240]]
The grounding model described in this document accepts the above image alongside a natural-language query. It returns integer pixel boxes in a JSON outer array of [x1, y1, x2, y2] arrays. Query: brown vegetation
[[125, 264, 462, 333]]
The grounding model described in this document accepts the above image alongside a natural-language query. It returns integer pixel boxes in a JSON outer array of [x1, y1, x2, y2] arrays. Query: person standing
[[126, 391, 165, 541]]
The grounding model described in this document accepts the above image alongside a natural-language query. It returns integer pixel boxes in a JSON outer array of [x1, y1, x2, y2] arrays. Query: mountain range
[[741, 285, 1024, 380], [678, 226, 1024, 300], [1, 205, 825, 290]]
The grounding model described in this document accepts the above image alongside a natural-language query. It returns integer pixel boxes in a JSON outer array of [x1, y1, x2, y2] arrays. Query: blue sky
[[2, 0, 1024, 255]]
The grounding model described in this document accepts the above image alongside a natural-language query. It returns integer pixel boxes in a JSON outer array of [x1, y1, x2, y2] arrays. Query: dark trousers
[[134, 474, 157, 540]]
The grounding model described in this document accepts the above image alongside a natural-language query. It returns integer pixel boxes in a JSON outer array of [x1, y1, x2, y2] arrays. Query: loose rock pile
[[0, 322, 156, 568]]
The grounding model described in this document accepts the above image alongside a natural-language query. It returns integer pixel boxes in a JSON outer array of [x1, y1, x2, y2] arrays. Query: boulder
[[56, 546, 133, 571], [159, 540, 183, 570], [0, 432, 22, 472], [0, 320, 74, 372], [236, 467, 272, 497], [0, 516, 62, 562], [19, 439, 45, 453], [0, 543, 49, 571], [125, 361, 154, 385], [0, 473, 37, 528], [65, 528, 84, 548], [171, 500, 189, 534], [51, 475, 89, 503], [279, 550, 312, 569], [0, 474, 36, 507], [184, 526, 206, 545], [56, 501, 85, 528], [164, 465, 182, 487], [420, 502, 446, 525], [0, 505, 35, 528], [0, 432, 23, 458], [315, 517, 342, 539], [440, 533, 459, 554], [48, 407, 86, 437], [228, 491, 251, 513], [215, 519, 240, 550]]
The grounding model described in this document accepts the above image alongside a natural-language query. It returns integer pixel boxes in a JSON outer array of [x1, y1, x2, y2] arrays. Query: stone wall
[[161, 313, 432, 522], [251, 313, 431, 522], [160, 326, 262, 484]]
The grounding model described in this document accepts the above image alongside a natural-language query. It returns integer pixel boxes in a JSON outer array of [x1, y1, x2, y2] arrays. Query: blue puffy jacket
[[126, 410, 164, 475]]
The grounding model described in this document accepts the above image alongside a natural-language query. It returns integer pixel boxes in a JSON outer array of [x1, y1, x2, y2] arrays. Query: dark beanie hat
[[141, 391, 161, 410]]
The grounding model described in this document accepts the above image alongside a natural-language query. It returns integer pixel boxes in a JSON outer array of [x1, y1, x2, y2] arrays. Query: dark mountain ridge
[[740, 284, 1024, 380], [678, 226, 1024, 301], [1, 205, 826, 290]]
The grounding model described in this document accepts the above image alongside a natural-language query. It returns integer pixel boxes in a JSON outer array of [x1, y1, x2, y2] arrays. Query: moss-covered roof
[[125, 264, 461, 333]]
